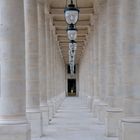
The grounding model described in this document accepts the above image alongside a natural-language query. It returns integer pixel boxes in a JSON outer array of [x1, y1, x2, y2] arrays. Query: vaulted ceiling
[[47, 0, 94, 64]]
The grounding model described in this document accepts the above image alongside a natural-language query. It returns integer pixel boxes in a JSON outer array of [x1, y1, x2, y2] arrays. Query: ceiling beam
[[56, 29, 88, 35], [61, 48, 83, 51], [56, 26, 89, 30], [53, 20, 91, 27], [59, 42, 85, 47], [63, 58, 80, 61], [57, 36, 86, 41], [59, 40, 85, 43], [57, 34, 87, 38], [50, 7, 94, 16], [62, 54, 82, 56]]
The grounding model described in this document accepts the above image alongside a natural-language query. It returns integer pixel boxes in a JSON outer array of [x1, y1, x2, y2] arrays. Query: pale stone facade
[[0, 0, 140, 140]]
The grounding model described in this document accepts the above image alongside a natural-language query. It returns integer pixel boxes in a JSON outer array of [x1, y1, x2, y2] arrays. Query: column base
[[40, 106, 49, 136], [0, 122, 30, 140], [52, 99, 56, 116], [26, 110, 41, 138], [55, 96, 61, 111], [92, 99, 100, 117], [56, 97, 60, 110], [56, 93, 65, 110], [105, 108, 123, 137], [119, 118, 140, 140], [96, 102, 108, 123], [48, 101, 54, 121], [87, 96, 93, 111], [86, 95, 89, 107]]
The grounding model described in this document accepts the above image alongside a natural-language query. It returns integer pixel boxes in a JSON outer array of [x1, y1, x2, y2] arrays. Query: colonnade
[[1, 0, 140, 140], [0, 0, 65, 139], [79, 0, 140, 140]]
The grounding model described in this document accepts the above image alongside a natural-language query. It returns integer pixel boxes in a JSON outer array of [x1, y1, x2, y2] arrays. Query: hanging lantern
[[64, 0, 80, 25], [69, 55, 75, 62], [69, 40, 77, 50], [70, 63, 74, 72], [69, 59, 74, 65], [69, 49, 76, 57], [70, 50, 75, 57], [67, 24, 77, 40]]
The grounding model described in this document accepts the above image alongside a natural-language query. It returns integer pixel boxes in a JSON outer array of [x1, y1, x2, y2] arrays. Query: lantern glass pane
[[69, 49, 75, 56], [65, 10, 79, 24], [67, 30, 77, 40], [69, 42, 77, 50]]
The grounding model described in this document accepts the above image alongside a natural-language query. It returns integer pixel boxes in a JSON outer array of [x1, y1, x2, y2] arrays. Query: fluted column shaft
[[37, 0, 47, 108], [87, 29, 94, 110], [89, 29, 94, 99], [45, 13, 51, 101], [93, 16, 99, 100], [92, 19, 100, 117], [53, 42, 57, 99], [122, 0, 140, 117], [119, 1, 140, 140], [37, 0, 49, 135], [106, 0, 123, 108], [24, 0, 41, 137], [95, 2, 108, 123], [0, 0, 26, 124], [24, 0, 40, 113], [47, 23, 56, 120], [51, 32, 56, 99], [98, 1, 107, 102], [49, 26, 53, 100], [0, 0, 30, 139], [105, 0, 124, 137]]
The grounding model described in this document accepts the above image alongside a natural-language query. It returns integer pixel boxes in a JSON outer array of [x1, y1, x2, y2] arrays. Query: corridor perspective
[[34, 97, 117, 140], [0, 0, 140, 140]]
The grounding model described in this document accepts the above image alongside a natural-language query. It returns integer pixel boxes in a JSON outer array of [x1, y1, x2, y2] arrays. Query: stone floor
[[33, 97, 118, 140]]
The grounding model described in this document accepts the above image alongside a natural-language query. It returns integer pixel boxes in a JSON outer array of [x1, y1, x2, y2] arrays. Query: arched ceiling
[[47, 0, 95, 64]]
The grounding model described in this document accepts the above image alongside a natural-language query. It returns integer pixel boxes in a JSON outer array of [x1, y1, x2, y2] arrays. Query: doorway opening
[[68, 79, 76, 96]]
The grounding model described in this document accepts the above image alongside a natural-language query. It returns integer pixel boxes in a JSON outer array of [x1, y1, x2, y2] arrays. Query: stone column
[[84, 39, 90, 108], [0, 0, 30, 139], [47, 23, 54, 121], [98, 0, 107, 103], [82, 47, 89, 105], [79, 56, 82, 98], [44, 6, 51, 121], [105, 0, 124, 137], [56, 51, 65, 106], [80, 55, 84, 101], [90, 27, 95, 105], [54, 45, 59, 110], [106, 0, 123, 108], [92, 15, 101, 118], [120, 0, 140, 140], [55, 42, 61, 111], [45, 15, 54, 121], [24, 0, 41, 137], [94, 1, 108, 123], [76, 64, 79, 97], [37, 0, 49, 135], [52, 36, 57, 115], [87, 28, 94, 111]]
